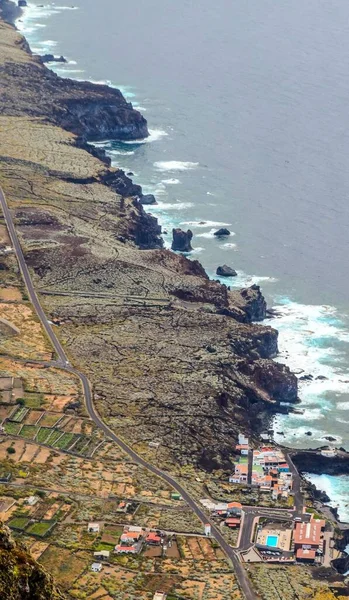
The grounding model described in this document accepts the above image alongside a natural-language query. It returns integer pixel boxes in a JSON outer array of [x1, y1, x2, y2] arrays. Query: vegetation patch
[[53, 432, 77, 450], [26, 521, 56, 538], [8, 517, 30, 531], [4, 421, 21, 435], [39, 413, 62, 427], [45, 429, 64, 445], [37, 427, 54, 444], [24, 393, 44, 408], [10, 406, 28, 422], [20, 425, 39, 440]]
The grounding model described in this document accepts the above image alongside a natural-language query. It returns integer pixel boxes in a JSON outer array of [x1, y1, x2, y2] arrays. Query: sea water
[[15, 0, 349, 517]]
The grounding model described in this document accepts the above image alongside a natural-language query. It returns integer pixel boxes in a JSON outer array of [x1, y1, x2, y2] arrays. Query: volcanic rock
[[216, 265, 237, 277], [214, 228, 231, 237], [39, 54, 67, 64], [171, 228, 193, 252]]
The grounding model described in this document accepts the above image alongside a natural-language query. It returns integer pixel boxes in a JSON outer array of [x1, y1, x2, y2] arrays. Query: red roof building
[[293, 520, 325, 548], [146, 532, 162, 544], [296, 548, 316, 561]]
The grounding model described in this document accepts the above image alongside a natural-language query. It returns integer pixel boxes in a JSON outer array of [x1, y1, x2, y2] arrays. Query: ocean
[[15, 0, 349, 519]]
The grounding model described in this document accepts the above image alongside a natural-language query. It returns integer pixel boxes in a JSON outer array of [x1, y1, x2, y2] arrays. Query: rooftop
[[293, 520, 325, 546]]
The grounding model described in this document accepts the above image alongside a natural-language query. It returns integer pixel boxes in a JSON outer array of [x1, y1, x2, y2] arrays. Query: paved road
[[0, 187, 256, 600]]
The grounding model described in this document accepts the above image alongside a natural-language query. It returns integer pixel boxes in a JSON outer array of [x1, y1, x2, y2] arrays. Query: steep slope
[[0, 522, 65, 600]]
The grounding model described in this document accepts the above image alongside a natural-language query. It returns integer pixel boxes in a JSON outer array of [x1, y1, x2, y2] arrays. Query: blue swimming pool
[[266, 535, 279, 547]]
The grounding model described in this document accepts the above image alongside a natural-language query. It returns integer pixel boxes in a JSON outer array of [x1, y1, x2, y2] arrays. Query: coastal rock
[[323, 436, 337, 442], [171, 228, 193, 252], [101, 169, 142, 198], [39, 54, 67, 64], [139, 194, 157, 205], [241, 359, 298, 403], [216, 264, 237, 277], [214, 228, 231, 237], [292, 451, 349, 475], [305, 431, 312, 436], [228, 285, 267, 322]]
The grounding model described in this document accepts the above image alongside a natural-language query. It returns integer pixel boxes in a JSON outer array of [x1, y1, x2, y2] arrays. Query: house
[[120, 531, 142, 544], [26, 496, 39, 506], [238, 433, 249, 446], [153, 593, 167, 600], [115, 544, 138, 554], [227, 501, 242, 516], [91, 562, 102, 572], [225, 518, 241, 528], [296, 548, 316, 562], [87, 522, 100, 534], [321, 448, 337, 458], [146, 532, 162, 545], [93, 550, 110, 560], [204, 524, 211, 536]]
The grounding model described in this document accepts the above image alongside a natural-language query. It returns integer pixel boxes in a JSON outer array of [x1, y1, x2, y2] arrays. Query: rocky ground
[[0, 17, 299, 474]]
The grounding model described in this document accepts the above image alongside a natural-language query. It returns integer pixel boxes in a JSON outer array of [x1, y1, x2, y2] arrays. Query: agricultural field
[[26, 520, 56, 538], [4, 421, 21, 435], [20, 425, 39, 440], [0, 302, 52, 361], [249, 564, 348, 600]]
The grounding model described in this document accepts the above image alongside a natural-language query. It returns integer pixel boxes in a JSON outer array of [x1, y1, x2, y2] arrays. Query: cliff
[[0, 522, 65, 600]]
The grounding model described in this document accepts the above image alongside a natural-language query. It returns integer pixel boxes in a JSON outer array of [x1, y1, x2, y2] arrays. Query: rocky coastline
[[0, 0, 348, 558]]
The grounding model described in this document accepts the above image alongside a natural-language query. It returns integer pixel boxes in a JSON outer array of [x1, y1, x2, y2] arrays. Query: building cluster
[[248, 516, 328, 564], [230, 435, 293, 500], [203, 500, 243, 529]]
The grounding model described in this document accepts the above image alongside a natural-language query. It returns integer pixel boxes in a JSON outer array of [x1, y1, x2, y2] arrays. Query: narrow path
[[0, 186, 256, 600]]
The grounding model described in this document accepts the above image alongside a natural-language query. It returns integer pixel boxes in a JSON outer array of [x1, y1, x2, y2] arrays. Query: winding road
[[0, 187, 257, 600]]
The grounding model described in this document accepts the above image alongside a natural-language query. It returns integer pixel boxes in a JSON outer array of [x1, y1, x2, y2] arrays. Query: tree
[[6, 447, 15, 455], [15, 398, 25, 406]]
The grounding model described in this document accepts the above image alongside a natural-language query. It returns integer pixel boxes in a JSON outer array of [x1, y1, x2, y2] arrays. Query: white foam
[[336, 402, 349, 410], [152, 201, 194, 211], [180, 220, 232, 228], [162, 178, 181, 185], [304, 473, 349, 523], [219, 242, 238, 250], [154, 161, 199, 171]]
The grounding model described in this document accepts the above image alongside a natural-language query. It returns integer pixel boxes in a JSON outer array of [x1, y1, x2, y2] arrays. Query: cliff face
[[0, 43, 148, 142], [0, 522, 65, 600]]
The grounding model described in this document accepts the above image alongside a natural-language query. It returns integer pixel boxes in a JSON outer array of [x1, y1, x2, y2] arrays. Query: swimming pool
[[266, 535, 279, 547]]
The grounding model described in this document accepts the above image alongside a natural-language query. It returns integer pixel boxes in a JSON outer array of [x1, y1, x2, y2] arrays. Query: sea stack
[[171, 228, 193, 252], [214, 228, 231, 237]]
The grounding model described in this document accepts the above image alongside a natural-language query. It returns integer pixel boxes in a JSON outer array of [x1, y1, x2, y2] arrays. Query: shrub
[[6, 447, 15, 455]]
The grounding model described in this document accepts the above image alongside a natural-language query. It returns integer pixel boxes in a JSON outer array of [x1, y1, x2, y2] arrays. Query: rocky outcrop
[[100, 169, 142, 197], [171, 228, 193, 252], [38, 54, 67, 64], [229, 285, 267, 322], [0, 59, 148, 142], [214, 228, 231, 237], [292, 451, 349, 476], [216, 264, 237, 277], [0, 521, 65, 599]]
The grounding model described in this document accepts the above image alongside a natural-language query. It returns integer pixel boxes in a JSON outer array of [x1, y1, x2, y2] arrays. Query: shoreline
[[1, 0, 349, 536]]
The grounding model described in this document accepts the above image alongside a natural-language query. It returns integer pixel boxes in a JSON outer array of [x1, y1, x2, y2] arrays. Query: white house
[[91, 562, 102, 572], [238, 433, 249, 446], [87, 522, 100, 533], [93, 550, 110, 560]]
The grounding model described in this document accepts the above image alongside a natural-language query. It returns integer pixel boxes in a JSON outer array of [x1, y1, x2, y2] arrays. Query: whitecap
[[219, 242, 238, 250], [303, 474, 349, 523], [180, 220, 232, 228], [162, 178, 181, 185], [154, 161, 199, 171], [336, 402, 349, 410], [152, 201, 194, 211]]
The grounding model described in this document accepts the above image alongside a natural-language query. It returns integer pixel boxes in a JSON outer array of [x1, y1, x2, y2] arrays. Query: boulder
[[214, 228, 231, 237], [305, 431, 312, 436], [323, 436, 336, 442], [216, 264, 237, 277], [139, 194, 157, 205], [171, 228, 193, 252]]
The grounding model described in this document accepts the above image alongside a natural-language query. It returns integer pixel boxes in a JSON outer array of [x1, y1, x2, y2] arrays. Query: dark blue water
[[16, 1, 349, 518]]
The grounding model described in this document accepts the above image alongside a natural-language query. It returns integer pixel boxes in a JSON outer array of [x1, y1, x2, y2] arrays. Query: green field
[[8, 517, 30, 531], [4, 421, 21, 435], [46, 429, 64, 445], [53, 432, 76, 450], [26, 521, 55, 537], [24, 393, 44, 408], [20, 425, 39, 440], [11, 407, 28, 422], [37, 427, 53, 444]]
